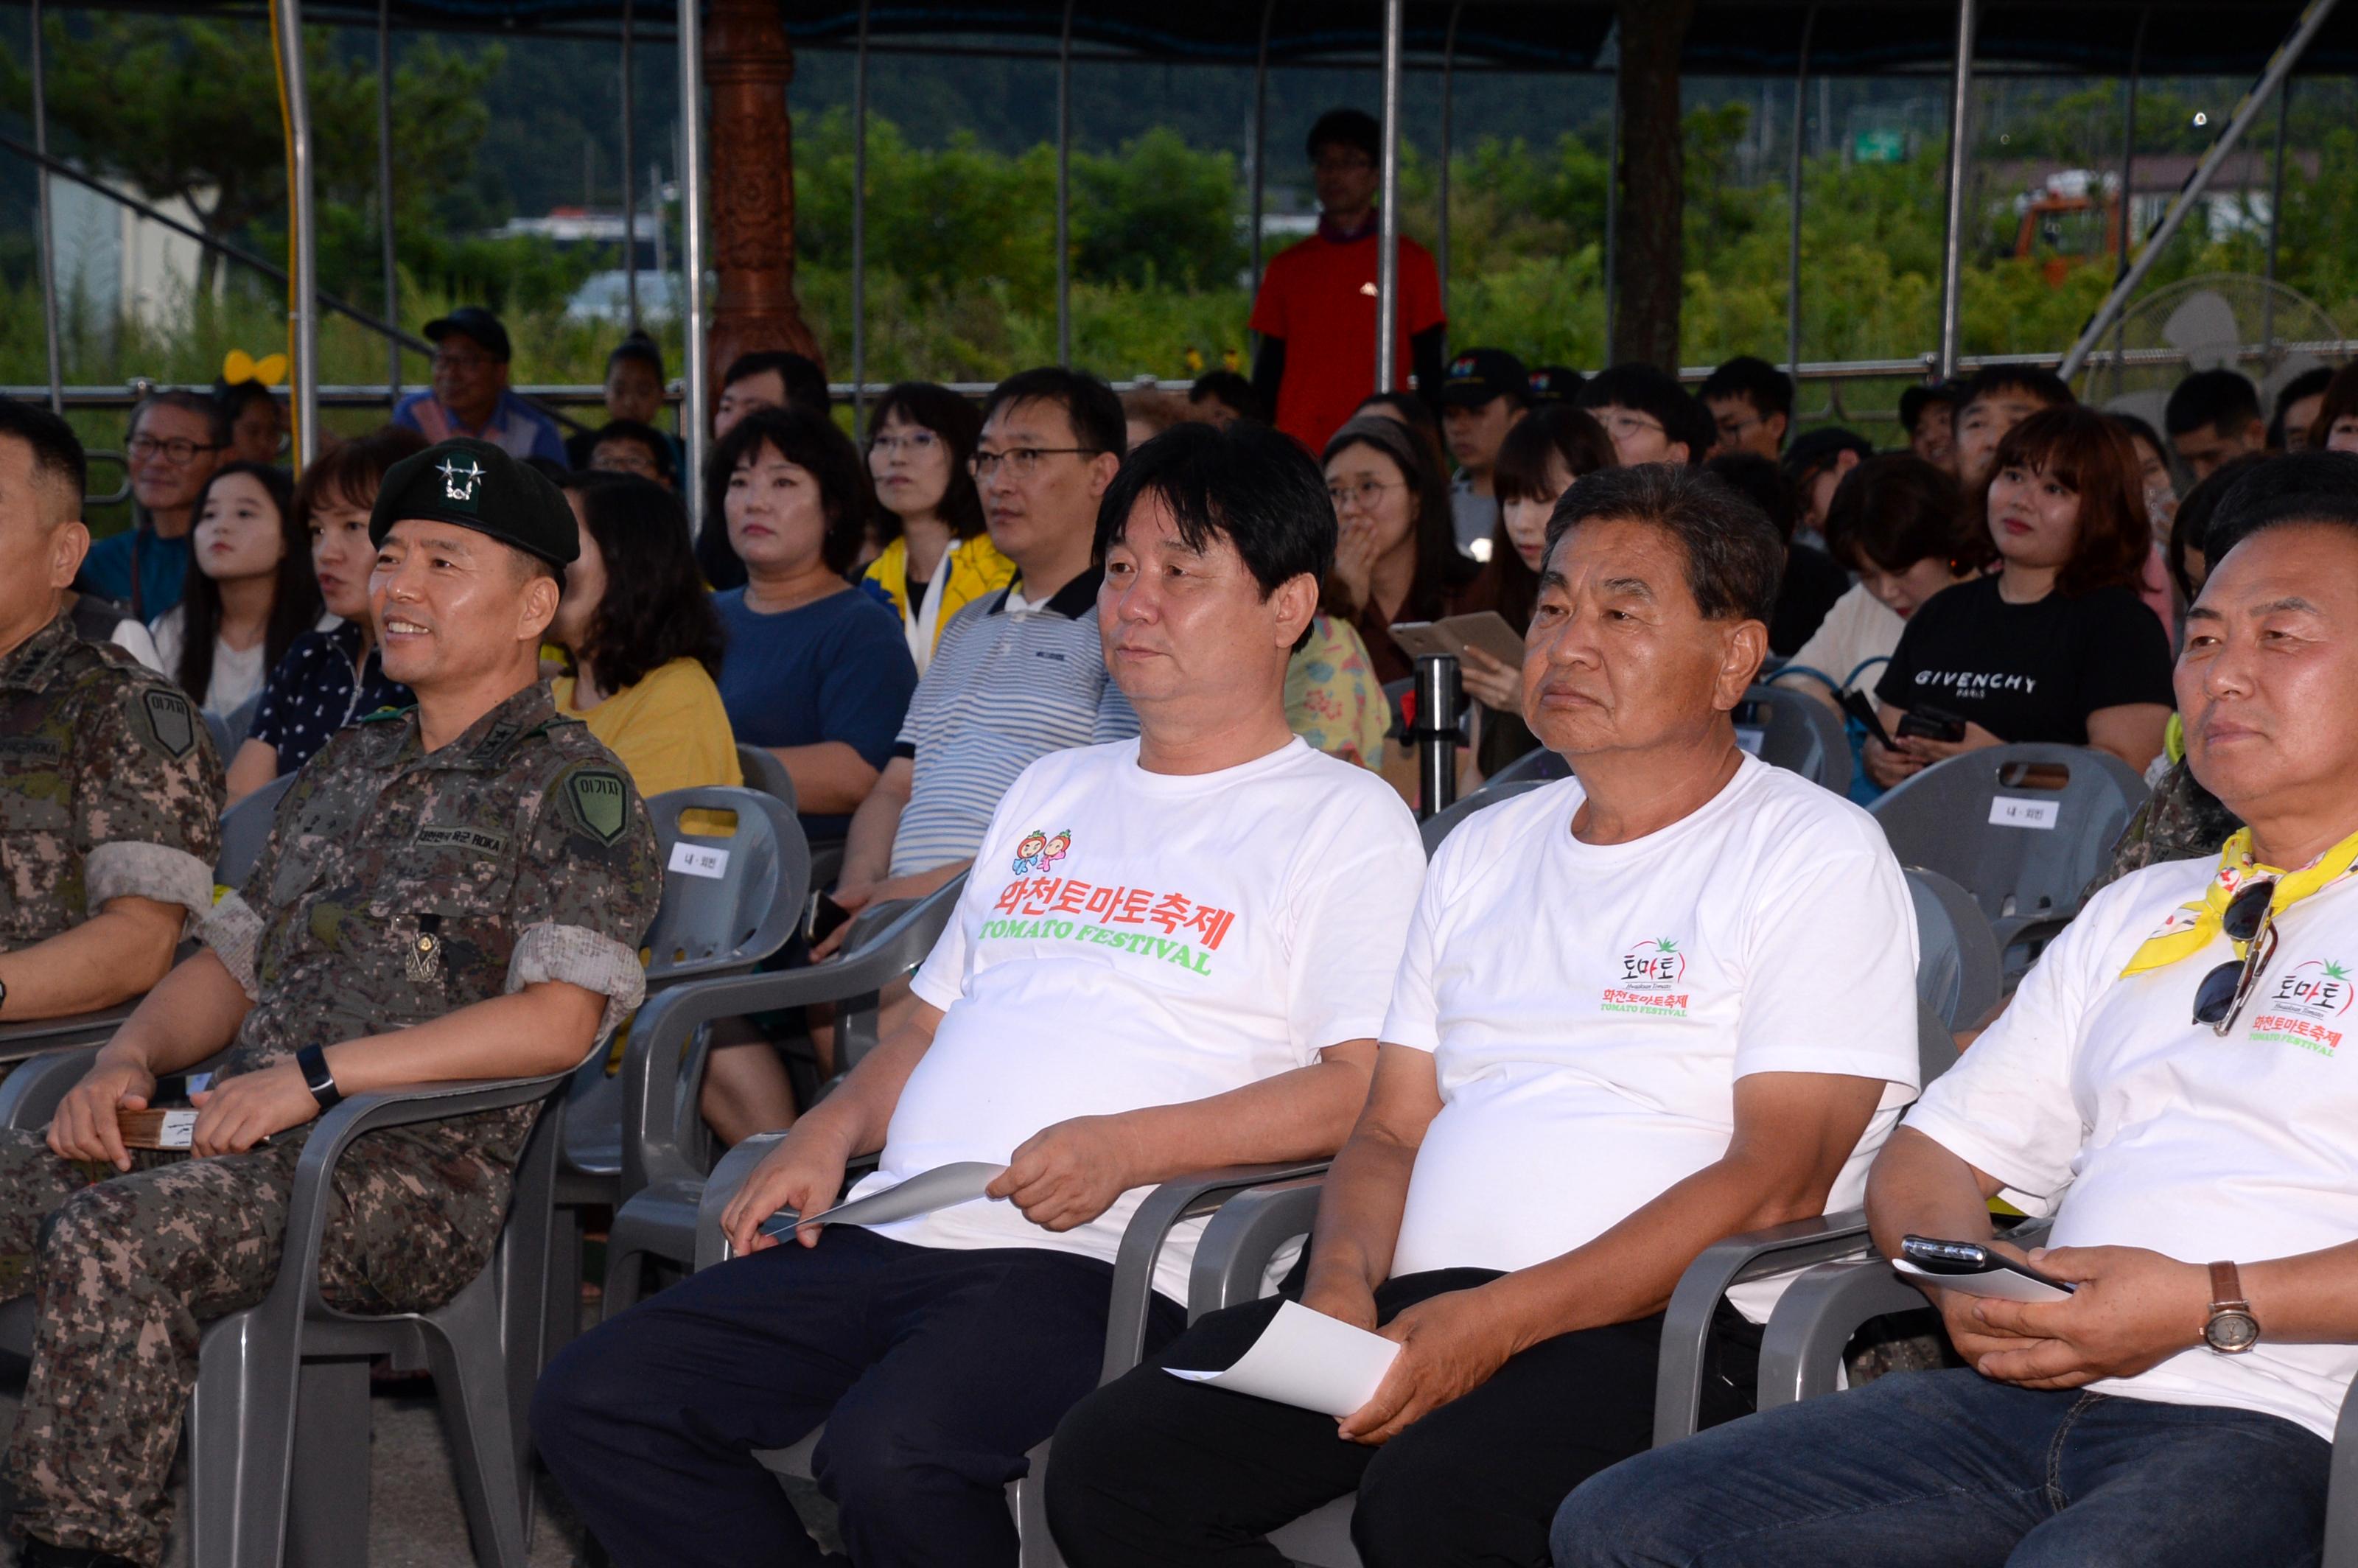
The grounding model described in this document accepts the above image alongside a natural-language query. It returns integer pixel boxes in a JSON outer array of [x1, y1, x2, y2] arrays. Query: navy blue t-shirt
[[714, 585, 918, 841]]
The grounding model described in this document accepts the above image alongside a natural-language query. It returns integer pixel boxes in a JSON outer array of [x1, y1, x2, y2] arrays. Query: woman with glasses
[[149, 461, 323, 748], [856, 382, 1013, 674], [1320, 414, 1483, 687]]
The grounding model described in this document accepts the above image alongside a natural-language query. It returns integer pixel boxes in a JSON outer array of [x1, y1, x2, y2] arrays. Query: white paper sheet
[[1164, 1299, 1402, 1418], [1892, 1256, 2072, 1302], [759, 1161, 1007, 1240]]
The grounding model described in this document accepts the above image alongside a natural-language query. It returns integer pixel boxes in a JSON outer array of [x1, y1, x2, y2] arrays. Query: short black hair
[[0, 396, 88, 511], [556, 471, 725, 691], [2165, 368, 2264, 440], [2270, 365, 2336, 449], [1576, 363, 1716, 466], [722, 351, 830, 413], [1189, 370, 1264, 424], [1823, 452, 1988, 576], [2204, 452, 2358, 572], [1698, 355, 1794, 424], [213, 378, 279, 426], [867, 380, 988, 542], [1703, 452, 1794, 542], [706, 405, 872, 576], [1306, 108, 1380, 164], [982, 367, 1127, 463], [1097, 421, 1332, 652], [587, 419, 676, 483], [1544, 463, 1784, 625], [1959, 364, 2074, 416], [2107, 410, 2170, 466], [608, 332, 665, 378], [131, 388, 231, 449], [2172, 451, 2272, 601], [1898, 379, 1963, 435]]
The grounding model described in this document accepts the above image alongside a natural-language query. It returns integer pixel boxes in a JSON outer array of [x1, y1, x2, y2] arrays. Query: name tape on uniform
[[668, 841, 732, 880], [1988, 795, 2060, 830]]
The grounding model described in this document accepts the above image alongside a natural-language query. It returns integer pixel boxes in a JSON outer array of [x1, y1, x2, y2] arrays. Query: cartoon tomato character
[[1040, 830, 1072, 872], [1012, 830, 1049, 875]]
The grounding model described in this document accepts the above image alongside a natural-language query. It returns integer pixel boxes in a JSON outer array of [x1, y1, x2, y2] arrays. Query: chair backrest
[[640, 785, 811, 984], [1870, 744, 2148, 932], [1733, 683, 1852, 795], [202, 707, 233, 761], [1904, 866, 2004, 1032], [217, 771, 298, 887], [1418, 777, 1553, 858], [733, 743, 797, 814], [1485, 746, 1570, 788], [1915, 996, 1960, 1091]]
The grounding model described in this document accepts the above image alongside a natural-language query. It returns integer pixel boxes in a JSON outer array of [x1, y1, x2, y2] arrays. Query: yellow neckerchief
[[2121, 825, 2358, 977]]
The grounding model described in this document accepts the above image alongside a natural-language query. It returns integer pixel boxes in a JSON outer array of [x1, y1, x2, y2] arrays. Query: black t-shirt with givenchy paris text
[[1875, 575, 2174, 746]]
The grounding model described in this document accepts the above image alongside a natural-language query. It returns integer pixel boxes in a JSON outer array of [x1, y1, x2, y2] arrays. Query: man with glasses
[[1249, 108, 1447, 455], [74, 391, 228, 621], [824, 368, 1138, 939], [391, 305, 566, 465], [1555, 491, 2358, 1568], [1701, 356, 1794, 462], [1576, 363, 1717, 470]]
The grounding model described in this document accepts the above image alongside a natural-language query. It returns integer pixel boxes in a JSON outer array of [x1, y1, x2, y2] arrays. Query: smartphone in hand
[[1895, 704, 1970, 744], [1895, 1234, 2076, 1301], [1840, 690, 1898, 750], [805, 891, 853, 948]]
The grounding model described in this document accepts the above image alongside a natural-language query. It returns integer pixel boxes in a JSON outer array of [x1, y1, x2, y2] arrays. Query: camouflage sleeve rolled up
[[503, 757, 661, 1042], [79, 674, 221, 927]]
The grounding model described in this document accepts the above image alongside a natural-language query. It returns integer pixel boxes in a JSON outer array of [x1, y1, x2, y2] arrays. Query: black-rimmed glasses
[[2191, 878, 2281, 1035]]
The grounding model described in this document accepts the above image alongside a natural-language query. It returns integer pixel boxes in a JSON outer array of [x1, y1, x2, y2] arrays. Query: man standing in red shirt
[[1250, 108, 1447, 456]]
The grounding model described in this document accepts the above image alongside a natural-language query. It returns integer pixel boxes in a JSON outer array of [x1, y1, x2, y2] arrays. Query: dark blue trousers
[[1552, 1366, 2332, 1568], [533, 1224, 1183, 1568]]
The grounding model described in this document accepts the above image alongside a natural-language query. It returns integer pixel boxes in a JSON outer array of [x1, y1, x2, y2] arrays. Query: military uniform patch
[[563, 769, 629, 847], [138, 689, 196, 760]]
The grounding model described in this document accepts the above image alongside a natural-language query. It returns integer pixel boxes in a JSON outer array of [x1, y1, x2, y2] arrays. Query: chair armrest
[[1186, 1175, 1326, 1321], [1102, 1161, 1332, 1386], [695, 1131, 788, 1273], [1756, 1259, 1937, 1411], [0, 1045, 107, 1130], [2325, 1364, 2358, 1568], [0, 1004, 135, 1067], [1652, 1209, 1881, 1446]]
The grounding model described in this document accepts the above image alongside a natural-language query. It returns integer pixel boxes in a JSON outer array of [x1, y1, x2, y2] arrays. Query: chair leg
[[186, 1312, 298, 1568], [545, 1206, 584, 1365], [1014, 1437, 1066, 1568], [423, 1271, 533, 1568], [285, 1357, 371, 1568]]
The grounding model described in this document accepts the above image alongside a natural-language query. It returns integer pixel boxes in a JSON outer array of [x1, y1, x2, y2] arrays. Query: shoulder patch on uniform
[[561, 767, 630, 847], [136, 687, 197, 759]]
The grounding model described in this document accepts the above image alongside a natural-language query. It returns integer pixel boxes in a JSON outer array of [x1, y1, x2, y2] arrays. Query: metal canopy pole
[[1787, 4, 1816, 381], [852, 0, 870, 420], [377, 0, 399, 404], [29, 0, 62, 415], [1603, 27, 1620, 363], [2263, 76, 2291, 352], [2061, 0, 2340, 378], [2110, 8, 2146, 398], [1376, 0, 1403, 391], [1438, 1, 1462, 310], [1055, 0, 1076, 367], [677, 0, 710, 529], [1248, 0, 1273, 295], [275, 0, 319, 468], [1936, 0, 1978, 380], [621, 0, 638, 331]]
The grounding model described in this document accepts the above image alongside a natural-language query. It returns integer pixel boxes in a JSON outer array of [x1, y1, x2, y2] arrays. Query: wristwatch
[[2203, 1261, 2261, 1354], [295, 1044, 343, 1113]]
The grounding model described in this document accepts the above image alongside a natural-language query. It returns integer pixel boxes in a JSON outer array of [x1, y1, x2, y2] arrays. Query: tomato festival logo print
[[1012, 827, 1071, 876], [2249, 957, 2356, 1057], [1603, 937, 1690, 1018]]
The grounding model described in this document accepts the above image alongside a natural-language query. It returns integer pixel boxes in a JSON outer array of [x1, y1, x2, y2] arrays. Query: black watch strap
[[296, 1044, 342, 1112]]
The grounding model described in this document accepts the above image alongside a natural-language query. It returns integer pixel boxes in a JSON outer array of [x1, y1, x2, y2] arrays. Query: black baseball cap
[[1527, 365, 1585, 405], [1441, 349, 1530, 410], [1782, 426, 1876, 485], [424, 306, 513, 363], [369, 438, 578, 568]]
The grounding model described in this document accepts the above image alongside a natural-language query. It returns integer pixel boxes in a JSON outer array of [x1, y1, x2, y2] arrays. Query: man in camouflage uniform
[[0, 400, 219, 1021], [0, 438, 662, 1568]]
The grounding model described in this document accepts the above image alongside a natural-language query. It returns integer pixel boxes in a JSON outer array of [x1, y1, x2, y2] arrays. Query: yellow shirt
[[552, 657, 743, 800], [861, 533, 1019, 670]]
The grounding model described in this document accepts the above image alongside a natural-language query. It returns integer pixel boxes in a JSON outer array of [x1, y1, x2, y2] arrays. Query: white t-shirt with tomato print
[[1382, 754, 1922, 1320], [856, 735, 1425, 1304]]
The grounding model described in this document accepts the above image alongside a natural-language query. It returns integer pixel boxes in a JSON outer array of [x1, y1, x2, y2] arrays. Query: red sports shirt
[[1249, 229, 1445, 455]]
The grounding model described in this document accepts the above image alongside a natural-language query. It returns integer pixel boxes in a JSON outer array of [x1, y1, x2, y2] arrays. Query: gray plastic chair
[[684, 1130, 1329, 1568], [550, 786, 808, 1352], [1417, 777, 1553, 858], [216, 771, 298, 889], [1903, 866, 2004, 1032], [599, 872, 970, 1315], [1734, 682, 1853, 795], [734, 742, 797, 814], [1481, 745, 1570, 788], [0, 1037, 595, 1568], [1869, 743, 2148, 957]]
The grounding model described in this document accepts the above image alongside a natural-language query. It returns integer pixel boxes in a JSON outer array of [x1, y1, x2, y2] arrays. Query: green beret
[[368, 438, 578, 568]]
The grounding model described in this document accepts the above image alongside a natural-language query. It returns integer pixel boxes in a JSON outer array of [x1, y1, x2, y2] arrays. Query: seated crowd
[[5, 178, 2358, 1568]]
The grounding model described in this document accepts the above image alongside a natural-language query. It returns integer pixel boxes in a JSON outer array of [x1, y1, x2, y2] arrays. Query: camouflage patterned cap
[[369, 437, 578, 567]]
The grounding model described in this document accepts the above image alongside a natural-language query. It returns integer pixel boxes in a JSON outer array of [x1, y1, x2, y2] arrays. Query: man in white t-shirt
[[533, 421, 1424, 1568], [1049, 463, 1922, 1568], [1555, 499, 2358, 1568]]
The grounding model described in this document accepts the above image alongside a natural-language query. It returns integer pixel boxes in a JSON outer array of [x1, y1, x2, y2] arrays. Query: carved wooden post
[[704, 0, 822, 381], [1609, 0, 1697, 371]]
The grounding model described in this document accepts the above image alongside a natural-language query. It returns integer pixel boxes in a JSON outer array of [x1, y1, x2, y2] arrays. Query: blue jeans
[[1551, 1367, 2331, 1568]]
